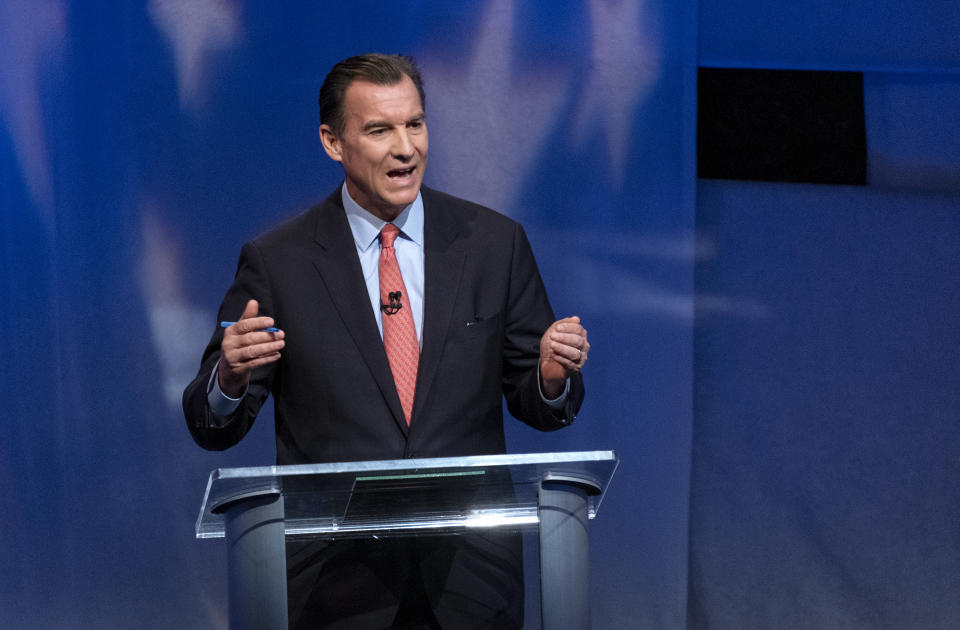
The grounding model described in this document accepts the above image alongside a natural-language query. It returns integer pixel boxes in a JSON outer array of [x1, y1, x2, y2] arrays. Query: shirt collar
[[341, 184, 424, 253]]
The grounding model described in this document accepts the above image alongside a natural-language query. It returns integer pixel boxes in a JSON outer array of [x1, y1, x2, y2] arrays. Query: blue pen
[[221, 321, 280, 333]]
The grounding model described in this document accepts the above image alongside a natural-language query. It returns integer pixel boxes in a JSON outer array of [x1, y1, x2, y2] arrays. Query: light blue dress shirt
[[341, 186, 425, 344]]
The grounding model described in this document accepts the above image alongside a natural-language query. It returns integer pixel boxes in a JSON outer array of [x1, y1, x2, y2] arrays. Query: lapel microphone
[[381, 290, 403, 315]]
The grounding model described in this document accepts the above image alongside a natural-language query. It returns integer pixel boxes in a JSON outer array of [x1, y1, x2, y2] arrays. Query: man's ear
[[319, 124, 342, 163]]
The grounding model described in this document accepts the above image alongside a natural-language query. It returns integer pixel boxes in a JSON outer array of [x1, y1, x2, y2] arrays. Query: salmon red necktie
[[378, 224, 419, 425]]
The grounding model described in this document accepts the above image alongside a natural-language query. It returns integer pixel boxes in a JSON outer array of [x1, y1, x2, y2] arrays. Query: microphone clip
[[381, 290, 403, 315]]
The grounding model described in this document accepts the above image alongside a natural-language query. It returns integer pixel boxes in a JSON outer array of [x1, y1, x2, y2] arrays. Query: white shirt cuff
[[205, 360, 246, 426], [537, 363, 570, 410]]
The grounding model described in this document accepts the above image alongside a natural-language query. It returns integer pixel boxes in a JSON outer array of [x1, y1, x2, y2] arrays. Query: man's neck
[[342, 182, 410, 222], [341, 184, 424, 250]]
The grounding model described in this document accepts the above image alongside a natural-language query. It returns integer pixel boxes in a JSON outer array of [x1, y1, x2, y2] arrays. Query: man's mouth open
[[387, 166, 416, 181]]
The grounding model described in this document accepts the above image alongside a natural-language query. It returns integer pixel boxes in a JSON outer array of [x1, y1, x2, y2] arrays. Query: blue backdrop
[[2, 1, 694, 627], [3, 0, 958, 628], [692, 0, 960, 628]]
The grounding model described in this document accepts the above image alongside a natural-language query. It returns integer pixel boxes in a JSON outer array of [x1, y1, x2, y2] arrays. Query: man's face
[[320, 75, 428, 221]]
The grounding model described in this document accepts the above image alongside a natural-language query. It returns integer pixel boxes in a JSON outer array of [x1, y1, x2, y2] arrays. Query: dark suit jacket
[[182, 185, 584, 627]]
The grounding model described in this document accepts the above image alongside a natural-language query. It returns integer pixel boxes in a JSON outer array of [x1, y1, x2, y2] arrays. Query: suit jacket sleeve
[[182, 240, 278, 450], [501, 223, 584, 430]]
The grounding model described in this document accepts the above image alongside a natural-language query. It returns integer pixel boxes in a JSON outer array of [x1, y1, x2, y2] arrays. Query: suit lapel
[[310, 192, 409, 435], [413, 188, 466, 424]]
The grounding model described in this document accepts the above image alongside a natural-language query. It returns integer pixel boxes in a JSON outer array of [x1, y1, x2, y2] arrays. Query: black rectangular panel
[[698, 68, 866, 185]]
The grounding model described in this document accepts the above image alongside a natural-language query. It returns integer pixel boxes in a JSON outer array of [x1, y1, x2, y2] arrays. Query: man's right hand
[[217, 299, 285, 397]]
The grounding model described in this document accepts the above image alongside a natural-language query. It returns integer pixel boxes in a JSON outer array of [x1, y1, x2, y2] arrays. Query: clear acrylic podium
[[197, 450, 618, 629]]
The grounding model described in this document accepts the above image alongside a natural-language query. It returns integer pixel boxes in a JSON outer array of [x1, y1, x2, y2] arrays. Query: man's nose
[[391, 129, 414, 158]]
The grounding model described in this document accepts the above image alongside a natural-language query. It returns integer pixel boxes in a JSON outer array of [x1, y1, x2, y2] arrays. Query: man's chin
[[383, 187, 420, 210]]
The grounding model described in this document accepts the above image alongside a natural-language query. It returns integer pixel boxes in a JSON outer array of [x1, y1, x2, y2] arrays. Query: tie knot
[[380, 223, 400, 248]]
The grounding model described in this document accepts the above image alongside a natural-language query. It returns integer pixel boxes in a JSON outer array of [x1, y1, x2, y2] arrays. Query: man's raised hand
[[217, 299, 285, 397], [539, 316, 589, 399]]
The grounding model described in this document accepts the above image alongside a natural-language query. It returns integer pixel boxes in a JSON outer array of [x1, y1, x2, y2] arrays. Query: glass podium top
[[196, 450, 618, 539]]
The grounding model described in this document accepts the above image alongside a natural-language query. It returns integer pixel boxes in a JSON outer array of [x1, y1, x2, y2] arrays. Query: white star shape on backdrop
[[571, 0, 661, 185], [143, 0, 243, 409], [0, 0, 66, 222], [144, 0, 244, 410], [420, 0, 659, 214], [137, 203, 214, 408], [148, 0, 242, 114], [417, 0, 569, 220]]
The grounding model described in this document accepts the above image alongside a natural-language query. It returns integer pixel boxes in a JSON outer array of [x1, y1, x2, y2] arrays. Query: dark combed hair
[[318, 53, 425, 137]]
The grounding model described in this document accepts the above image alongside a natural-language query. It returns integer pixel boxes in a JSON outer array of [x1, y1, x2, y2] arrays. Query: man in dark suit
[[183, 54, 589, 629]]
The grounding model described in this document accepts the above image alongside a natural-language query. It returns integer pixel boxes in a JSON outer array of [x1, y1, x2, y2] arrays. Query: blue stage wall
[[4, 0, 958, 627], [1, 1, 695, 627], [691, 181, 960, 628], [692, 1, 960, 628]]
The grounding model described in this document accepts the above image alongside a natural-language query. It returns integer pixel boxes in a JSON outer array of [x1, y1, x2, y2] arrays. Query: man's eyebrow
[[361, 113, 424, 132], [362, 120, 391, 132]]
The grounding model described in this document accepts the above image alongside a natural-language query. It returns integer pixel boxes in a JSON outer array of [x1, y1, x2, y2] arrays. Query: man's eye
[[408, 121, 423, 129], [369, 128, 387, 136]]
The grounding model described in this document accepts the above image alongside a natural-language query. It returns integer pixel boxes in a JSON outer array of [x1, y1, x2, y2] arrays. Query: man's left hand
[[539, 316, 589, 399]]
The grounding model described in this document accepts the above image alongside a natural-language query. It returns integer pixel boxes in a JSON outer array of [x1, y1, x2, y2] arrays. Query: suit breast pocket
[[454, 311, 503, 340]]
